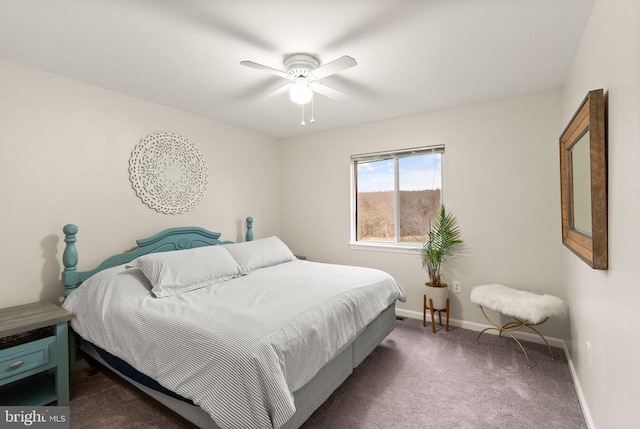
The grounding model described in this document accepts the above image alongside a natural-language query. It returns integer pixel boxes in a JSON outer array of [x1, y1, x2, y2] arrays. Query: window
[[351, 145, 443, 248]]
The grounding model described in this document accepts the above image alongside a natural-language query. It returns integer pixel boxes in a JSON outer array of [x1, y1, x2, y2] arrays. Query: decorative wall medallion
[[129, 132, 208, 214]]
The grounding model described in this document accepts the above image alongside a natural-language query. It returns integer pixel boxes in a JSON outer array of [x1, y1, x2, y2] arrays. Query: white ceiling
[[0, 0, 594, 138]]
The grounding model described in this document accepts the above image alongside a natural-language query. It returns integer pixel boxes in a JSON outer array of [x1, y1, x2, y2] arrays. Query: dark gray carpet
[[68, 318, 586, 428]]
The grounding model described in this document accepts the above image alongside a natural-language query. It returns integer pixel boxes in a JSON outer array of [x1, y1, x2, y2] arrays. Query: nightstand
[[0, 301, 72, 405]]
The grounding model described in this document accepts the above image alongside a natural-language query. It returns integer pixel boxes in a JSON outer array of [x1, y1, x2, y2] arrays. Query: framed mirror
[[559, 89, 607, 269]]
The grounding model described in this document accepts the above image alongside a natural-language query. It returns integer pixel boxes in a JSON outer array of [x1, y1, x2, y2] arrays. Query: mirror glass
[[569, 130, 592, 236]]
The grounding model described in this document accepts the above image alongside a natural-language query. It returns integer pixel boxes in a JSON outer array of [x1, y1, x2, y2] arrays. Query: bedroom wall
[[0, 60, 281, 309], [560, 0, 640, 427], [279, 90, 568, 338]]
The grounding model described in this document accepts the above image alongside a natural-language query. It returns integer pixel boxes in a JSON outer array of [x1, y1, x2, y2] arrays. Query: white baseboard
[[394, 307, 594, 429], [563, 342, 595, 429], [395, 308, 564, 347]]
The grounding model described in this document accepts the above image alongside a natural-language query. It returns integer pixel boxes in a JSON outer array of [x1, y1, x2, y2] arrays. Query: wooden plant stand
[[423, 295, 449, 333]]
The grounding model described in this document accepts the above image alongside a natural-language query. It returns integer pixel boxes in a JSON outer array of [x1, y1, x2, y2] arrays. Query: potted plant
[[421, 205, 464, 309]]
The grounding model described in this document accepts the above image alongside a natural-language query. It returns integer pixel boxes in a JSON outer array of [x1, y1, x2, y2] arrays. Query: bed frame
[[61, 217, 396, 428], [62, 217, 254, 294]]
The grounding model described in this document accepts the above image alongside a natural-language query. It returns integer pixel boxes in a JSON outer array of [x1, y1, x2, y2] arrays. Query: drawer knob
[[9, 360, 25, 369]]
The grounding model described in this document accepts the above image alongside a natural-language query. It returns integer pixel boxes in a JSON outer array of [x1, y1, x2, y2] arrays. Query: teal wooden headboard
[[62, 216, 254, 297]]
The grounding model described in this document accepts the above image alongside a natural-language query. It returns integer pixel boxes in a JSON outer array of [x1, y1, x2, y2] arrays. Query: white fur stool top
[[470, 284, 566, 324]]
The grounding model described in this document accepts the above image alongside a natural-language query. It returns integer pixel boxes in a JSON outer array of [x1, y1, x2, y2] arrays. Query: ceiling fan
[[240, 53, 357, 124]]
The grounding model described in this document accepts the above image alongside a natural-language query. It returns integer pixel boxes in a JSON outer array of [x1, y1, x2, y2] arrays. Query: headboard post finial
[[62, 224, 80, 293], [246, 216, 254, 242]]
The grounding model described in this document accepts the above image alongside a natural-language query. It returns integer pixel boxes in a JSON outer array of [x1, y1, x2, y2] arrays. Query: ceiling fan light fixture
[[289, 77, 313, 105], [241, 53, 357, 121]]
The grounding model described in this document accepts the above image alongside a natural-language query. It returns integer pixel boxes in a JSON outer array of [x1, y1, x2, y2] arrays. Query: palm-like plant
[[421, 205, 463, 287]]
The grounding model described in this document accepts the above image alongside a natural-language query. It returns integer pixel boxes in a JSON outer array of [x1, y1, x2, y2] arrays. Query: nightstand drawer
[[0, 336, 56, 381]]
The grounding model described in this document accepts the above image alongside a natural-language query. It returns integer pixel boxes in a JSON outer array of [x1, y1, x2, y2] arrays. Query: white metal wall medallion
[[129, 132, 208, 214]]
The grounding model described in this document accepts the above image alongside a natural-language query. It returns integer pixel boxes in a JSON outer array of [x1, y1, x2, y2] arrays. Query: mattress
[[79, 303, 397, 429], [63, 259, 405, 429]]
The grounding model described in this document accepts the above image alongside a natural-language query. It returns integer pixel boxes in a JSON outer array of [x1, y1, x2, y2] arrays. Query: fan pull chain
[[310, 95, 315, 124], [301, 104, 306, 125]]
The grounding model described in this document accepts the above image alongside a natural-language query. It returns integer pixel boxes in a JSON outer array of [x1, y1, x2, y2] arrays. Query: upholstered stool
[[470, 284, 566, 368]]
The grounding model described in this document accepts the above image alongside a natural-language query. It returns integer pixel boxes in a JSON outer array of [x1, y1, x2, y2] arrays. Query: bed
[[60, 217, 405, 429]]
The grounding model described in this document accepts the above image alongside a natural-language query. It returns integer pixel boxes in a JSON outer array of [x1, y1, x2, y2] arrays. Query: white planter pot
[[425, 283, 449, 310]]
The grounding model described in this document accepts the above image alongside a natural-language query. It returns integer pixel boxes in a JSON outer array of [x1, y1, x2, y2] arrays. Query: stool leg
[[501, 330, 532, 369], [476, 307, 532, 368], [476, 306, 504, 345], [445, 298, 450, 332], [523, 319, 554, 360], [429, 299, 436, 333]]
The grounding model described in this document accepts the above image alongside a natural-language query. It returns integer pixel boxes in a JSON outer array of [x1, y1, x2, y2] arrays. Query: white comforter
[[63, 260, 405, 429]]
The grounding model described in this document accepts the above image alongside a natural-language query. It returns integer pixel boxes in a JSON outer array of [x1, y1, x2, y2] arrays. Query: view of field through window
[[356, 153, 442, 243]]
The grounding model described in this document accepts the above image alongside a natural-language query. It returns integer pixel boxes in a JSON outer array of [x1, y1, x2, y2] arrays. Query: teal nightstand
[[0, 301, 72, 405]]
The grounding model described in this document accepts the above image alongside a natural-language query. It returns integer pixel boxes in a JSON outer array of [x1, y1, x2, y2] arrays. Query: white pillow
[[128, 245, 242, 298], [224, 236, 296, 272]]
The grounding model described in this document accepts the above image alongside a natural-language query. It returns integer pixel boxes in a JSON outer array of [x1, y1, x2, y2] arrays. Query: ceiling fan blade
[[240, 61, 292, 80], [323, 75, 385, 100], [263, 83, 293, 99], [310, 56, 357, 80], [310, 82, 348, 100]]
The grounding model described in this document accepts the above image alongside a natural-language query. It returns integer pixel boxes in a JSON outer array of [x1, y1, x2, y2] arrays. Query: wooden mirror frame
[[559, 89, 607, 269]]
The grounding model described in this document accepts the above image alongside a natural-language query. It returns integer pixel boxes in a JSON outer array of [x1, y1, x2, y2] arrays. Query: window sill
[[348, 242, 421, 255]]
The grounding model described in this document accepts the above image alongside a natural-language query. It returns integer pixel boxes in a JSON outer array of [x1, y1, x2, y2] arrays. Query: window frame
[[349, 145, 444, 252]]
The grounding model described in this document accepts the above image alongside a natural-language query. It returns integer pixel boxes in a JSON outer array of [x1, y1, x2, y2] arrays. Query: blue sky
[[357, 154, 442, 192]]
